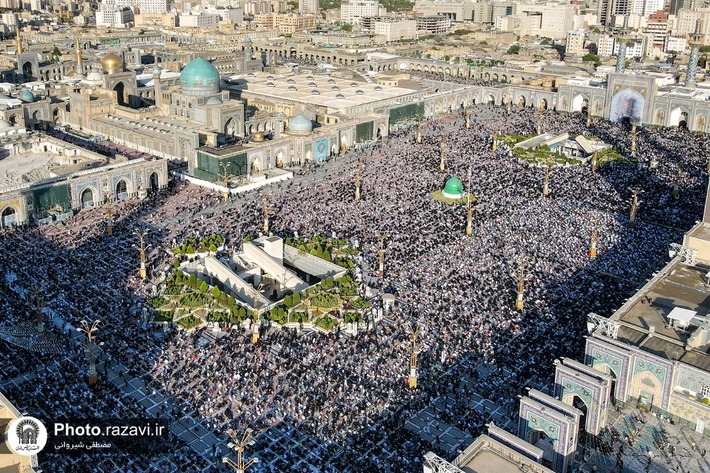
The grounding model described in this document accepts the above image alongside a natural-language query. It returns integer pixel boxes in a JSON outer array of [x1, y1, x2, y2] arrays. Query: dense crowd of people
[[0, 103, 707, 472]]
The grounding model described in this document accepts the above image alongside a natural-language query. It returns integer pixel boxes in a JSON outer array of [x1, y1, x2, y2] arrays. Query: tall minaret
[[615, 17, 631, 73], [152, 51, 164, 112], [15, 32, 22, 55], [687, 19, 704, 88], [75, 37, 84, 79]]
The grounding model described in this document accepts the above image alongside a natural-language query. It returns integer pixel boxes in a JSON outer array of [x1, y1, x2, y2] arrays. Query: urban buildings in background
[[0, 0, 709, 471]]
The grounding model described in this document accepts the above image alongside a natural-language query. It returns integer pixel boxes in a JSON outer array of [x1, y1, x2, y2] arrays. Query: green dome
[[179, 57, 220, 96], [442, 177, 464, 199]]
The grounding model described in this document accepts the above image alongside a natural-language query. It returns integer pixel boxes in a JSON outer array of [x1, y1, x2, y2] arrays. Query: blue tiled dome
[[19, 89, 35, 103], [287, 115, 313, 134], [179, 57, 220, 96]]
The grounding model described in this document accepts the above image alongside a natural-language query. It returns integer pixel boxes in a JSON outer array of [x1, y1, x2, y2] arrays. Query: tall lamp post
[[439, 137, 446, 171], [513, 260, 531, 311], [378, 232, 388, 278], [250, 283, 266, 344], [223, 429, 259, 473], [218, 162, 234, 202], [407, 321, 421, 389], [628, 188, 643, 228], [133, 229, 151, 279], [78, 319, 101, 386], [262, 195, 270, 234], [466, 169, 474, 236], [589, 216, 599, 259], [355, 162, 362, 201]]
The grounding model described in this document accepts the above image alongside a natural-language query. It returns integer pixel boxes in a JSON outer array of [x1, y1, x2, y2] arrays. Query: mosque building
[[64, 53, 245, 163]]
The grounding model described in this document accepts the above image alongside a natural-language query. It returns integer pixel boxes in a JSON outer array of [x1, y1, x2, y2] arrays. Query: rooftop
[[230, 72, 423, 112], [600, 227, 710, 372]]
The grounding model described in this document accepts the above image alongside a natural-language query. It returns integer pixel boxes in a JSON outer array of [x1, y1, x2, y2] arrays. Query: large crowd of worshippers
[[0, 102, 708, 472]]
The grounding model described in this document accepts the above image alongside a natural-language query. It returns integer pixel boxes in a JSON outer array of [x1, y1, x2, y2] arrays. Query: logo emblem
[[6, 416, 47, 455]]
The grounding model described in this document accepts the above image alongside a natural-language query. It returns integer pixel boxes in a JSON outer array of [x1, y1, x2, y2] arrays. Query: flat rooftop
[[610, 259, 710, 371], [0, 149, 102, 189], [232, 72, 423, 111]]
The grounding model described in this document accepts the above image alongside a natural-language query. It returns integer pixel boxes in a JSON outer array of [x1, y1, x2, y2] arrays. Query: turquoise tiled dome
[[287, 115, 313, 134], [179, 57, 220, 96], [19, 89, 35, 103]]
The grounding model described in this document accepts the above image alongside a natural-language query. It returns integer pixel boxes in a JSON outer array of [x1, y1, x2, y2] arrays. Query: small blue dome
[[179, 57, 220, 96], [206, 96, 223, 105], [19, 89, 35, 103], [287, 115, 313, 134]]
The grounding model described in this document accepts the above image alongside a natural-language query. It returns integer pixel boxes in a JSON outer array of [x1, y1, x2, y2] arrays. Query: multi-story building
[[299, 0, 318, 14], [207, 7, 244, 24], [643, 10, 671, 52], [101, 0, 168, 14], [242, 0, 272, 15], [374, 19, 417, 41], [415, 15, 451, 35], [598, 0, 631, 26], [252, 13, 317, 33], [340, 0, 384, 24], [515, 2, 576, 40], [179, 11, 221, 27], [414, 0, 473, 21], [96, 7, 135, 27], [631, 0, 663, 18], [565, 29, 586, 56], [674, 8, 710, 44]]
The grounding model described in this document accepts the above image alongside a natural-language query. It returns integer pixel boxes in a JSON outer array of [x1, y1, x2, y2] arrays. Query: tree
[[341, 23, 352, 32], [209, 243, 217, 253], [587, 42, 598, 55], [582, 53, 601, 66], [284, 294, 293, 308], [188, 274, 198, 288], [199, 281, 208, 293], [50, 46, 61, 63], [323, 250, 332, 261], [507, 45, 520, 55], [293, 292, 301, 304], [212, 286, 221, 298]]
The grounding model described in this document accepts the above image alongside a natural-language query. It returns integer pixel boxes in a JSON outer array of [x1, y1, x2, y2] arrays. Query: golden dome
[[101, 52, 124, 71], [252, 131, 265, 142]]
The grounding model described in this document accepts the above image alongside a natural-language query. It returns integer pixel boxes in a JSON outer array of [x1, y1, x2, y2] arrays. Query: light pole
[[223, 429, 259, 473], [104, 195, 113, 235], [218, 162, 235, 201], [408, 321, 421, 389], [133, 229, 151, 279], [250, 283, 266, 344], [77, 319, 101, 386], [355, 162, 362, 201], [378, 232, 388, 278], [466, 169, 473, 236], [589, 216, 599, 259], [513, 260, 531, 311], [541, 157, 554, 196], [439, 138, 446, 171], [262, 195, 270, 234], [628, 188, 643, 228]]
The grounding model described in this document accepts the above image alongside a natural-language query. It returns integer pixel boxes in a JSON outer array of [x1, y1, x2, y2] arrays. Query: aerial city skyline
[[0, 0, 708, 471]]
